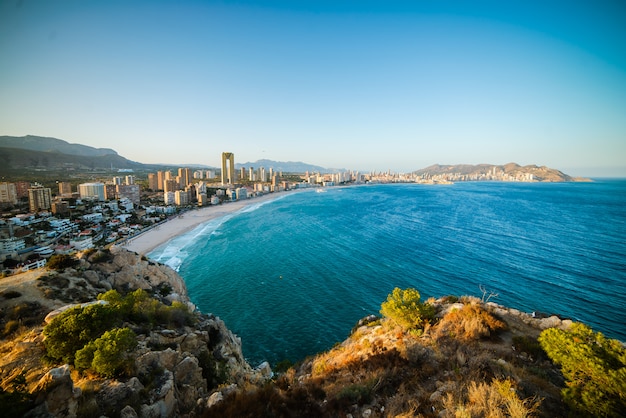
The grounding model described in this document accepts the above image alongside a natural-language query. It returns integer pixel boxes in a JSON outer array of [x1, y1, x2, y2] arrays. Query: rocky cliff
[[0, 247, 270, 417]]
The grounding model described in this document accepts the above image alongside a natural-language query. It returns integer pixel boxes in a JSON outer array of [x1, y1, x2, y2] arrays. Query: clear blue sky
[[1, 0, 625, 176]]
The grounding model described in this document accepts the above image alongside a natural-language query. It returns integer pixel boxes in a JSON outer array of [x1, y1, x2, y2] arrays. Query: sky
[[1, 0, 625, 176]]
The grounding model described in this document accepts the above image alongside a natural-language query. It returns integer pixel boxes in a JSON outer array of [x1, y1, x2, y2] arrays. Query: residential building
[[79, 182, 105, 201], [70, 236, 94, 251], [28, 186, 52, 212], [148, 173, 158, 191], [157, 171, 166, 190], [15, 181, 30, 199], [51, 201, 69, 215], [175, 190, 190, 206], [0, 182, 17, 205], [164, 179, 178, 193], [58, 182, 72, 197], [178, 168, 191, 187], [164, 192, 176, 205], [117, 184, 140, 206]]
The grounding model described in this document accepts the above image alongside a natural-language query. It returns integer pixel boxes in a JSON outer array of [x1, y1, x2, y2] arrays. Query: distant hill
[[236, 159, 335, 173], [0, 136, 141, 174], [413, 163, 588, 182], [0, 135, 119, 157]]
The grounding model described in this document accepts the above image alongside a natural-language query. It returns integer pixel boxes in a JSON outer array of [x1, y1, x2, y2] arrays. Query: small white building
[[70, 236, 94, 251]]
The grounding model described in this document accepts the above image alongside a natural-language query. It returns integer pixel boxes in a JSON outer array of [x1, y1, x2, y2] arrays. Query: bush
[[380, 287, 435, 331], [538, 322, 626, 417], [47, 254, 79, 271], [75, 327, 137, 378], [442, 378, 541, 417], [435, 303, 507, 341], [43, 303, 119, 363]]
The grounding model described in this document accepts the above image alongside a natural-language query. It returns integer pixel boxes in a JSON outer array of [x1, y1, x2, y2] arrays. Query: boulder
[[120, 405, 139, 418], [33, 365, 79, 417]]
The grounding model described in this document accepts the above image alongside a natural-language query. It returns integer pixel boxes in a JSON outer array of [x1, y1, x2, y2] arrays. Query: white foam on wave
[[148, 195, 290, 270], [148, 214, 235, 271]]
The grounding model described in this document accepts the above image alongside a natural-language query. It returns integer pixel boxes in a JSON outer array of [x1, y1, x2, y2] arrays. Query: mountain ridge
[[0, 135, 119, 157], [0, 135, 585, 180]]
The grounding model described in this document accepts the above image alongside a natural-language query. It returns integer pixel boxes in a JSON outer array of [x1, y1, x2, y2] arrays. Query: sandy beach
[[121, 190, 308, 255]]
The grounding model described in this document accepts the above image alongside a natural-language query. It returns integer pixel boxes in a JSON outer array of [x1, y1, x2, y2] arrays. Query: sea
[[148, 180, 626, 366]]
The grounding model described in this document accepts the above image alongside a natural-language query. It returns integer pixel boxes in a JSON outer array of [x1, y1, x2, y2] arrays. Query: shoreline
[[120, 189, 311, 256]]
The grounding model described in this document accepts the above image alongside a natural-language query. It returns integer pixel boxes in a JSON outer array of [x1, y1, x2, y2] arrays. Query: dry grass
[[434, 303, 507, 342], [442, 378, 542, 418]]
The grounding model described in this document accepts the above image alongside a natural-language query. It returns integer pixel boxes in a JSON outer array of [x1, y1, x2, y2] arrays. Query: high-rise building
[[125, 175, 135, 185], [239, 167, 246, 181], [148, 173, 158, 191], [248, 167, 255, 181], [164, 191, 176, 205], [28, 186, 52, 212], [113, 176, 124, 185], [104, 184, 117, 200], [164, 179, 178, 193], [157, 171, 165, 190], [221, 152, 235, 185], [15, 181, 30, 199], [0, 182, 17, 205], [117, 184, 140, 206], [78, 183, 105, 201], [175, 190, 190, 206], [178, 168, 191, 187], [58, 182, 72, 196], [260, 167, 267, 182]]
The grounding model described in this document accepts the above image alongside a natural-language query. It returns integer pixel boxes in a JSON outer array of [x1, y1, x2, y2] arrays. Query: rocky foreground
[[0, 248, 270, 417], [0, 248, 622, 417]]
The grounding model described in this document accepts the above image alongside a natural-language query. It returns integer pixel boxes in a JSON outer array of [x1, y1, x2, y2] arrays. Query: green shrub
[[43, 303, 119, 363], [538, 322, 626, 417], [380, 287, 435, 331], [47, 254, 79, 271], [75, 327, 137, 378]]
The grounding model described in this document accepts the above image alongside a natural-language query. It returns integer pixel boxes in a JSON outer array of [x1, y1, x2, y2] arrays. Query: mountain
[[0, 135, 119, 157], [236, 159, 334, 173], [414, 162, 588, 182], [0, 136, 141, 173]]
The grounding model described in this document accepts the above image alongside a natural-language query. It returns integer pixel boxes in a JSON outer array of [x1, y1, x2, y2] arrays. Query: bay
[[149, 180, 626, 366]]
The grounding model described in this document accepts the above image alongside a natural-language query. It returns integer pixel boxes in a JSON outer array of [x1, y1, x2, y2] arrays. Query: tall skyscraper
[[28, 186, 52, 212], [164, 179, 178, 193], [178, 167, 191, 187], [221, 152, 235, 185], [148, 173, 158, 191], [157, 171, 165, 190]]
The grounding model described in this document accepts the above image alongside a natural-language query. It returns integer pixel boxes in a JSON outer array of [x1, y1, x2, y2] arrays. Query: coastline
[[120, 189, 311, 256]]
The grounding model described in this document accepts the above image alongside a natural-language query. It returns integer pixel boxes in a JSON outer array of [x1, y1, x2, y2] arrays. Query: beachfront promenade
[[121, 189, 309, 255]]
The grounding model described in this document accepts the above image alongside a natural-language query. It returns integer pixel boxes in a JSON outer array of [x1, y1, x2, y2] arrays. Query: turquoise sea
[[149, 180, 626, 366]]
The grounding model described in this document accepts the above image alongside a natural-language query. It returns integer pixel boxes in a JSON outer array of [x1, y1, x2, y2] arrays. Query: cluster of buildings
[[0, 151, 369, 272]]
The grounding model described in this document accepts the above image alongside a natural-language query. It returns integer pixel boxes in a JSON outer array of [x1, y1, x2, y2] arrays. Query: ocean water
[[149, 180, 626, 366]]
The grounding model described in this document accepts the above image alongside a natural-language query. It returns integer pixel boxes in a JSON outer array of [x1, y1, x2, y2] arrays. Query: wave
[[148, 215, 234, 270]]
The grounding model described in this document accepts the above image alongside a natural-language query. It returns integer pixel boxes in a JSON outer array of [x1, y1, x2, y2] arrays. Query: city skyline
[[1, 1, 625, 177]]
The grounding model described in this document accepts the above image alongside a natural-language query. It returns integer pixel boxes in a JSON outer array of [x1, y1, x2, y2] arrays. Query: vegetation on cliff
[[206, 289, 625, 418], [43, 289, 194, 377], [539, 322, 626, 417]]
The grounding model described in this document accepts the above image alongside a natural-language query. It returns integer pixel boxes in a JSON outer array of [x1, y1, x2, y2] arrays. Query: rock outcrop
[[0, 248, 270, 418]]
